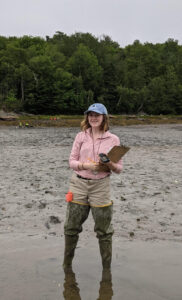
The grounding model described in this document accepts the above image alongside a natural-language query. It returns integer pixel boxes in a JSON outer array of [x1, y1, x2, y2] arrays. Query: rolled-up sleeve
[[69, 132, 82, 171]]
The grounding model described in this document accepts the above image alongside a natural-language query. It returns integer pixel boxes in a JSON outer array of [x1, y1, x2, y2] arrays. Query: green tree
[[67, 44, 102, 94]]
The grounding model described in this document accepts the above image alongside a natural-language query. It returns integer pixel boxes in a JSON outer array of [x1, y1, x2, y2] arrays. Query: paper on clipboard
[[98, 145, 130, 172]]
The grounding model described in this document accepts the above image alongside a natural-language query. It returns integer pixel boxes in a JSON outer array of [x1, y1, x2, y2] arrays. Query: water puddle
[[0, 236, 182, 300]]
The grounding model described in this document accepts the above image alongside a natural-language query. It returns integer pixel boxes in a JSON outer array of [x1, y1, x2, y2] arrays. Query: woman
[[63, 103, 122, 270]]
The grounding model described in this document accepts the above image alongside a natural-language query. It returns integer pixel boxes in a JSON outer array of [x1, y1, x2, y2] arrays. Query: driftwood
[[0, 116, 18, 121], [0, 110, 18, 121]]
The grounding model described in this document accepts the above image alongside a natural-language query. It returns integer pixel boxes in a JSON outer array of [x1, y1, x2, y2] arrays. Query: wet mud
[[0, 124, 182, 299], [0, 124, 182, 242]]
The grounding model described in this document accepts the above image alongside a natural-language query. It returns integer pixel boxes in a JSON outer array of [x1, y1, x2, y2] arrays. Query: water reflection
[[63, 269, 81, 300], [97, 269, 113, 300], [63, 269, 113, 300]]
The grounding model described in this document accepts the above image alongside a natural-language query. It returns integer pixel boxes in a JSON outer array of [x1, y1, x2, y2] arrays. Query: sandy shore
[[0, 124, 182, 299], [0, 124, 182, 241]]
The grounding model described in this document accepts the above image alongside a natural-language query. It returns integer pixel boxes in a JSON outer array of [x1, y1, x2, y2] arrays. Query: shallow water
[[0, 235, 182, 300]]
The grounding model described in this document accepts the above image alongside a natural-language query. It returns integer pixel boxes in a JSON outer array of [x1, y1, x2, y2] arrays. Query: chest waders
[[63, 202, 113, 270]]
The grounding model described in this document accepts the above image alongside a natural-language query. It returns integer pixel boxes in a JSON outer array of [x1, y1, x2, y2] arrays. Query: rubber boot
[[91, 205, 113, 270], [99, 239, 112, 269], [63, 235, 78, 270]]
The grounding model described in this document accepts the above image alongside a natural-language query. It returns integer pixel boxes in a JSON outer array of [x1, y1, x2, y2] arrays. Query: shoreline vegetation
[[0, 113, 182, 127], [1, 35, 182, 116]]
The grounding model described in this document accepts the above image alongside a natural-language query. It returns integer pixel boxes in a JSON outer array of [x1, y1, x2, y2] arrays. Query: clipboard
[[107, 145, 130, 162], [98, 145, 130, 172]]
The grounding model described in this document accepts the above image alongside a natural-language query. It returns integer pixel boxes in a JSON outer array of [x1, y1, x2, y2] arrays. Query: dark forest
[[0, 32, 182, 114]]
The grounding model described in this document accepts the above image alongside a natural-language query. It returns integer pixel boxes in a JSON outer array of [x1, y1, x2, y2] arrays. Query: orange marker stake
[[65, 191, 73, 202]]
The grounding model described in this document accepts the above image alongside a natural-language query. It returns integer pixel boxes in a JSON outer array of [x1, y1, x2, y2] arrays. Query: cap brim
[[84, 108, 104, 114]]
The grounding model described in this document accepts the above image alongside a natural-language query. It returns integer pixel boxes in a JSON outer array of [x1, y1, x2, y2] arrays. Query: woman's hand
[[99, 160, 120, 173], [83, 162, 100, 171], [79, 162, 100, 171]]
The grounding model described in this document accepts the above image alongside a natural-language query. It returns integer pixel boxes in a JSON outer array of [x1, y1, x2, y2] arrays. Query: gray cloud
[[0, 0, 182, 46]]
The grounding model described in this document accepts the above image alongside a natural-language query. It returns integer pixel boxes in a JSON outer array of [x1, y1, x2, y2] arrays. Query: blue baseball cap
[[84, 103, 108, 115]]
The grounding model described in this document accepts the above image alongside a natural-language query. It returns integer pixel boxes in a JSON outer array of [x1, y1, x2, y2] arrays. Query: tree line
[[0, 32, 182, 114]]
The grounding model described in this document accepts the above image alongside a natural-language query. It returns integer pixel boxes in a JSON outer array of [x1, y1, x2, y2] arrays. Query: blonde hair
[[81, 114, 109, 132]]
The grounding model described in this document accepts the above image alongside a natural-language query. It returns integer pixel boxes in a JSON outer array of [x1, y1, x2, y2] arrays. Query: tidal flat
[[0, 124, 182, 299]]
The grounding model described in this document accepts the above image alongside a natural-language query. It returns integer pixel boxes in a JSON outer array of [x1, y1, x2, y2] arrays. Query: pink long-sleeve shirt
[[69, 128, 122, 179]]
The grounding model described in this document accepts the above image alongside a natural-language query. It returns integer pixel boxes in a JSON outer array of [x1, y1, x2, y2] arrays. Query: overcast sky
[[0, 0, 182, 47]]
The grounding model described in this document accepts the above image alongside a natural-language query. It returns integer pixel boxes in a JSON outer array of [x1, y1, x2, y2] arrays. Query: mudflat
[[0, 124, 182, 299]]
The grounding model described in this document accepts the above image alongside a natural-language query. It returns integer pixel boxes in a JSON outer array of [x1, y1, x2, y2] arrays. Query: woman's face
[[88, 112, 104, 129]]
